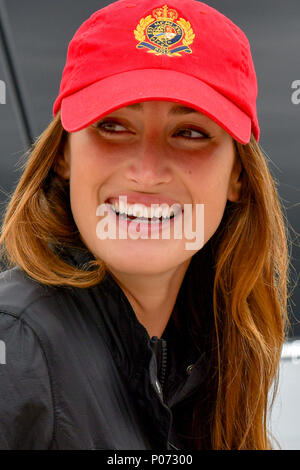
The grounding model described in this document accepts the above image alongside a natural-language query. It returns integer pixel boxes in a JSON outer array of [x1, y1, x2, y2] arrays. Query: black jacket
[[0, 246, 210, 450]]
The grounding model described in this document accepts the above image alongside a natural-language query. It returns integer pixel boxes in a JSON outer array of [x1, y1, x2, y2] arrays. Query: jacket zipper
[[159, 341, 181, 451], [159, 339, 167, 393], [150, 338, 180, 450]]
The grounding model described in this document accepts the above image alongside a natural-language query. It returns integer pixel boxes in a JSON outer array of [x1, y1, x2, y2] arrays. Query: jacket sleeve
[[0, 311, 54, 449]]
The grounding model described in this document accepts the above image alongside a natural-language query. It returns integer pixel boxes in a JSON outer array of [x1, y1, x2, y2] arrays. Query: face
[[55, 101, 242, 276]]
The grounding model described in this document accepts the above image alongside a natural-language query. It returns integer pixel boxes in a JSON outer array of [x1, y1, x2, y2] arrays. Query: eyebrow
[[126, 103, 200, 116]]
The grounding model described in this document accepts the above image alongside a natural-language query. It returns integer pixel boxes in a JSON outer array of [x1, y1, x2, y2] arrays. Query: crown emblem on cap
[[134, 4, 195, 57], [152, 5, 178, 21]]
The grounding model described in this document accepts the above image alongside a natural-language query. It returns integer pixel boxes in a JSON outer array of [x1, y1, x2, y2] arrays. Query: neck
[[107, 260, 191, 338]]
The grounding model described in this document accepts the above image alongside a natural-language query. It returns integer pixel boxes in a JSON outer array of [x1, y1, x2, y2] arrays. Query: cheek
[[68, 132, 121, 200], [69, 135, 110, 181], [181, 146, 233, 199], [67, 137, 115, 243], [181, 146, 234, 240]]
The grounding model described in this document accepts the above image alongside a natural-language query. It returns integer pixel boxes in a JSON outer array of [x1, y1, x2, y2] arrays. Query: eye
[[173, 127, 211, 140], [92, 120, 212, 140], [93, 119, 129, 135]]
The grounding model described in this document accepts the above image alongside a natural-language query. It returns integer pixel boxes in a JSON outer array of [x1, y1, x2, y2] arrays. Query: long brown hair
[[0, 111, 292, 449]]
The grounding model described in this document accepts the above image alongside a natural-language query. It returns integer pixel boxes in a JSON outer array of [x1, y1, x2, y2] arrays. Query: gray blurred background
[[0, 0, 299, 449]]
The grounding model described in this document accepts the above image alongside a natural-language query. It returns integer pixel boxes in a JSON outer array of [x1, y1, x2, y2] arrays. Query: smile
[[109, 200, 183, 222], [109, 203, 176, 224]]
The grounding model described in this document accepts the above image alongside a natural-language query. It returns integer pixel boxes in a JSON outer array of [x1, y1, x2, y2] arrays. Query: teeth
[[114, 201, 120, 212], [110, 201, 179, 219], [132, 204, 145, 218], [162, 206, 167, 218], [162, 206, 170, 218], [153, 206, 162, 218], [119, 200, 127, 214]]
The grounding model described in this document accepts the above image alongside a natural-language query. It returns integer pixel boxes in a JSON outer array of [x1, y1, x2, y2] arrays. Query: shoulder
[[0, 264, 69, 321], [0, 262, 115, 354], [0, 266, 76, 351], [0, 264, 111, 353], [0, 266, 57, 318], [0, 269, 55, 449]]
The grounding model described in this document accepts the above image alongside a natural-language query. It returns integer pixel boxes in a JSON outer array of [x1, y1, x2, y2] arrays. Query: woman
[[0, 0, 290, 450]]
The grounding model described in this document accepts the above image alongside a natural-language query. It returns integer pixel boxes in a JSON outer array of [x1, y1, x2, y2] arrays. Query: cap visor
[[61, 69, 251, 144]]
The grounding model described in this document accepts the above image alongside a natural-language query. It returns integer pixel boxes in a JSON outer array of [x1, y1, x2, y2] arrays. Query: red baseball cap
[[53, 0, 260, 144]]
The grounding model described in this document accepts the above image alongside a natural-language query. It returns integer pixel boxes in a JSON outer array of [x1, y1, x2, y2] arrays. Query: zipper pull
[[150, 336, 162, 397], [150, 336, 167, 399]]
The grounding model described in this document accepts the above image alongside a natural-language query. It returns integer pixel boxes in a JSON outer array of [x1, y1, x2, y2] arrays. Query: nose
[[124, 135, 172, 188]]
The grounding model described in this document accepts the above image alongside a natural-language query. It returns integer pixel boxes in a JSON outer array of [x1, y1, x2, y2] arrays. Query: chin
[[104, 251, 182, 276]]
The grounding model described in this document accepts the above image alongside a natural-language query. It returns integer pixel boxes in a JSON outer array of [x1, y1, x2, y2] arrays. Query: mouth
[[104, 196, 183, 225], [111, 206, 175, 224], [108, 204, 177, 224]]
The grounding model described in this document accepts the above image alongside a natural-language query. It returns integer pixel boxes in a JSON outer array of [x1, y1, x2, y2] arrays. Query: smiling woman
[[0, 0, 291, 451]]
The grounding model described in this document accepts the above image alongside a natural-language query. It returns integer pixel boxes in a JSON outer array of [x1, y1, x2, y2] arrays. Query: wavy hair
[[0, 111, 293, 449]]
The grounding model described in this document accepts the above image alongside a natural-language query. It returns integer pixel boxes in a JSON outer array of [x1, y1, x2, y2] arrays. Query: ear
[[54, 140, 71, 180], [227, 154, 243, 202]]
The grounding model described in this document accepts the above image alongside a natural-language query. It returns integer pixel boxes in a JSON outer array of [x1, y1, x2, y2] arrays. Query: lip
[[105, 192, 184, 210]]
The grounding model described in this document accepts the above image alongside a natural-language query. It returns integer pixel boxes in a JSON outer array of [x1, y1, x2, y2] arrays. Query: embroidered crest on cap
[[134, 4, 195, 57]]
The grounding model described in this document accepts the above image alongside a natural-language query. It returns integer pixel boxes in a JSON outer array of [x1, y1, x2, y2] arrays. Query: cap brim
[[60, 69, 251, 145]]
